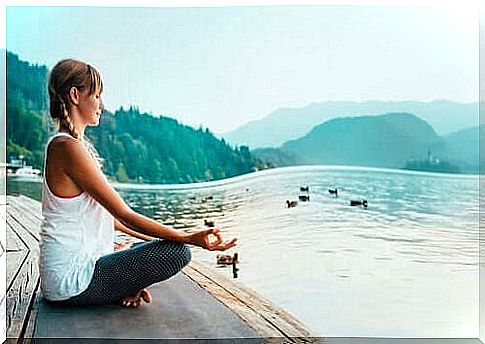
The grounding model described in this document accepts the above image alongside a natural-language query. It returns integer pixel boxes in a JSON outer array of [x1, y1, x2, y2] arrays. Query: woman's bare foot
[[120, 288, 152, 307]]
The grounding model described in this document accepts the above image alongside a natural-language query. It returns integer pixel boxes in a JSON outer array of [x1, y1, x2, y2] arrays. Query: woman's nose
[[100, 97, 105, 110]]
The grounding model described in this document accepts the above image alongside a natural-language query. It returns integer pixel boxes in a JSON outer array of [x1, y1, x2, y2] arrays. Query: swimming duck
[[204, 219, 215, 227], [300, 186, 309, 192], [350, 200, 368, 207], [298, 195, 310, 202], [217, 253, 239, 265], [328, 188, 338, 196], [286, 200, 298, 208]]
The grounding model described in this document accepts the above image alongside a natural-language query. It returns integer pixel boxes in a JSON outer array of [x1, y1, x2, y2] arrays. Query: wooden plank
[[21, 282, 41, 344], [6, 196, 42, 343], [13, 195, 42, 222], [6, 256, 39, 343], [14, 195, 42, 219], [8, 196, 42, 229], [7, 195, 41, 221], [5, 224, 27, 252], [184, 265, 281, 338], [6, 211, 40, 342], [18, 194, 42, 208], [184, 261, 321, 343], [7, 222, 25, 252], [6, 251, 27, 292], [189, 261, 315, 337], [7, 200, 41, 242]]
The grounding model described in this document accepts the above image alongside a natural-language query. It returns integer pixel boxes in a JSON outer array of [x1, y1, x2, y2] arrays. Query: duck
[[201, 195, 214, 203], [328, 188, 338, 196], [298, 195, 310, 202], [350, 200, 368, 208], [286, 200, 298, 208], [300, 186, 309, 192], [217, 253, 239, 265], [204, 219, 215, 227]]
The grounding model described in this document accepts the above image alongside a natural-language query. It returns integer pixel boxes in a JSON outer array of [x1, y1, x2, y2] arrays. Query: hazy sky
[[6, 5, 479, 133]]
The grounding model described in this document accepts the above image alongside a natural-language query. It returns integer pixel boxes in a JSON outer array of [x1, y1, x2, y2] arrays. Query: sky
[[2, 1, 481, 134]]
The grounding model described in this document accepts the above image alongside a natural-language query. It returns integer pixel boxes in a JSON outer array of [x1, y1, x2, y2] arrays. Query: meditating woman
[[40, 59, 237, 308]]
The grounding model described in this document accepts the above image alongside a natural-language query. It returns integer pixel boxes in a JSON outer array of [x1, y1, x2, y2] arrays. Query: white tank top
[[39, 132, 115, 301]]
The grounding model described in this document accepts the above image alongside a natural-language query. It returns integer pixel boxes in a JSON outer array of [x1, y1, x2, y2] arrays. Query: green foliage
[[7, 52, 49, 169], [87, 107, 262, 183]]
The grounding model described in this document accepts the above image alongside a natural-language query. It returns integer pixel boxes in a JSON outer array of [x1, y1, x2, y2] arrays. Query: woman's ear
[[69, 86, 80, 106]]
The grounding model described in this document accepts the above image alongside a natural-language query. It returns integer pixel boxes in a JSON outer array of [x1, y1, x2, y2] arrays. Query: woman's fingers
[[207, 237, 237, 251], [211, 230, 223, 246], [189, 228, 237, 251], [223, 237, 238, 250]]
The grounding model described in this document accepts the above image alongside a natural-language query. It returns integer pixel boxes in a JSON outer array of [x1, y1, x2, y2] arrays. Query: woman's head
[[48, 59, 104, 138]]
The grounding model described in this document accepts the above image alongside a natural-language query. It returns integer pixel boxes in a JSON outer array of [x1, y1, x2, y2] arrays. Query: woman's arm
[[58, 138, 237, 251], [114, 218, 155, 242]]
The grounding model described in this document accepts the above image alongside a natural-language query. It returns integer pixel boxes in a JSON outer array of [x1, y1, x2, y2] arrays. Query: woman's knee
[[153, 239, 192, 268], [177, 243, 192, 268]]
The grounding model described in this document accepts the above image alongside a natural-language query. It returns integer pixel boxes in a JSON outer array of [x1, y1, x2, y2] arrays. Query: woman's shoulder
[[48, 134, 82, 152], [47, 135, 88, 166]]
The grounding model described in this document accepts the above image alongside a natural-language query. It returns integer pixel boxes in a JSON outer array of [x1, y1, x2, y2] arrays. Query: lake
[[7, 165, 479, 337]]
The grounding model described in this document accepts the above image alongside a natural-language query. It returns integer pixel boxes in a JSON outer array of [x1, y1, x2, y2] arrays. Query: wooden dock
[[4, 194, 321, 343]]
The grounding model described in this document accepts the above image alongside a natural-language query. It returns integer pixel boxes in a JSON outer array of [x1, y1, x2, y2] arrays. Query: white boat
[[9, 166, 42, 182]]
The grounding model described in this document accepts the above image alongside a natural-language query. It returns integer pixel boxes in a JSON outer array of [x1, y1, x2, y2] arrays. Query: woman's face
[[78, 89, 104, 126]]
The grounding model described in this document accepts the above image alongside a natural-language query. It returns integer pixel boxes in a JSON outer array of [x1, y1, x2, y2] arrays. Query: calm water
[[7, 166, 480, 337]]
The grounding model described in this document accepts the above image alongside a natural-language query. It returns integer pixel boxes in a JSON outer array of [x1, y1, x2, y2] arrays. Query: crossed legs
[[50, 239, 192, 307]]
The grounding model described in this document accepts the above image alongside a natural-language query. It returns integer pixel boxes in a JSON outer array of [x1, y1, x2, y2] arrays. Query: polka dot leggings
[[48, 239, 192, 307]]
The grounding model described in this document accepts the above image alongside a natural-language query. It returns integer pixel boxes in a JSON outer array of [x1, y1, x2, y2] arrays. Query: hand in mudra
[[187, 227, 237, 251], [114, 241, 133, 251]]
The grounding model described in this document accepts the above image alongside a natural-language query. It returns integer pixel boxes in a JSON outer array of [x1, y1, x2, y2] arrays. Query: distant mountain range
[[442, 125, 481, 173], [9, 50, 480, 177], [252, 113, 481, 174], [222, 100, 479, 149]]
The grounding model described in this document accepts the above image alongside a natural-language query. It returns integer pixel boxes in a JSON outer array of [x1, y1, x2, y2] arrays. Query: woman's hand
[[114, 241, 133, 251], [185, 227, 237, 251]]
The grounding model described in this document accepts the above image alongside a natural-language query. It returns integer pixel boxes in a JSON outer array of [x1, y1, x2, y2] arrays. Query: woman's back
[[39, 132, 114, 301], [44, 132, 85, 198]]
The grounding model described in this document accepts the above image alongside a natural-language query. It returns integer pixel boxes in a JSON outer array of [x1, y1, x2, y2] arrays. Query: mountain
[[223, 100, 479, 149], [280, 113, 447, 169], [443, 125, 482, 173], [250, 147, 298, 167]]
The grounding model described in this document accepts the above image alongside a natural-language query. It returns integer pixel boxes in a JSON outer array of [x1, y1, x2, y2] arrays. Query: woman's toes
[[141, 289, 152, 303], [120, 289, 151, 307]]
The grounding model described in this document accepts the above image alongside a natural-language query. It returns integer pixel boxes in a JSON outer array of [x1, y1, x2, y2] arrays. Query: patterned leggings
[[48, 239, 192, 307]]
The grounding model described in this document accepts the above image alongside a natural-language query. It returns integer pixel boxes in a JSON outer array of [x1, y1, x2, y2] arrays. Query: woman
[[40, 59, 237, 308]]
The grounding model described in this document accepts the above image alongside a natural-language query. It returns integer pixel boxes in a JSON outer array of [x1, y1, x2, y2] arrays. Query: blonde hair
[[48, 59, 103, 168]]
